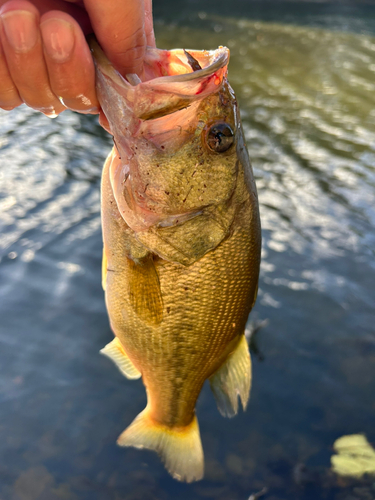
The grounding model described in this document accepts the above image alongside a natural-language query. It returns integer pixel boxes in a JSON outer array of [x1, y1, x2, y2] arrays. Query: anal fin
[[100, 337, 141, 380], [209, 334, 251, 418], [117, 407, 204, 483]]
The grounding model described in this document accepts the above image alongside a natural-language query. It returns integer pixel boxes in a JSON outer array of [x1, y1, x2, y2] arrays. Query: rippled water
[[1, 2, 375, 499]]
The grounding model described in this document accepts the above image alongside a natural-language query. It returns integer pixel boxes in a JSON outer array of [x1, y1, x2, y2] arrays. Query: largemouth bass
[[90, 38, 261, 483]]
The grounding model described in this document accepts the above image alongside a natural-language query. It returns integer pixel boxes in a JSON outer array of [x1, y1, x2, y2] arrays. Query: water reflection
[[1, 3, 375, 500]]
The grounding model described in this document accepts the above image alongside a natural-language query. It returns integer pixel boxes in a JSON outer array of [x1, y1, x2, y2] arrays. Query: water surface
[[1, 2, 375, 499]]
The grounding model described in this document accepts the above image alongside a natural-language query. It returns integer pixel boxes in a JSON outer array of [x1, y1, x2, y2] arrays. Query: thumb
[[83, 0, 153, 77]]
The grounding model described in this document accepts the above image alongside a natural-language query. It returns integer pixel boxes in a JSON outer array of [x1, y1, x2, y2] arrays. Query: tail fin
[[117, 408, 204, 483]]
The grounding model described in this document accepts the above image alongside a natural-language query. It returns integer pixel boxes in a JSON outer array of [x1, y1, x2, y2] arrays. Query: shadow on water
[[1, 1, 375, 499]]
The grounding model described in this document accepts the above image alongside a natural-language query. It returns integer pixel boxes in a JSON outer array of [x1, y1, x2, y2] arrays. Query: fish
[[89, 37, 261, 483]]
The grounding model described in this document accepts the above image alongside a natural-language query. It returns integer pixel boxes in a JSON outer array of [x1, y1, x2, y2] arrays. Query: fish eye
[[206, 123, 234, 153]]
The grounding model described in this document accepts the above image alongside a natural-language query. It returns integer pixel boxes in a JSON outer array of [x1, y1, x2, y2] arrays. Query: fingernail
[[43, 105, 59, 118], [40, 18, 74, 63], [33, 105, 59, 118], [1, 10, 38, 53], [79, 107, 99, 114], [59, 96, 99, 114], [44, 110, 59, 119]]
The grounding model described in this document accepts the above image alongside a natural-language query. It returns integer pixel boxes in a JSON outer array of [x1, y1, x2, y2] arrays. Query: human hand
[[0, 0, 155, 116]]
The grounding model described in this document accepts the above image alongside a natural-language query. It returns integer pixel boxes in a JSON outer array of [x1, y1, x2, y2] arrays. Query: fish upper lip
[[89, 36, 229, 88], [144, 47, 230, 86]]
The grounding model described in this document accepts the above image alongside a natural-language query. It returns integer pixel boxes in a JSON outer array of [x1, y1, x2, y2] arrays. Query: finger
[[40, 10, 98, 113], [82, 0, 147, 77], [0, 0, 65, 116], [0, 0, 92, 32], [144, 0, 155, 48], [0, 31, 22, 109]]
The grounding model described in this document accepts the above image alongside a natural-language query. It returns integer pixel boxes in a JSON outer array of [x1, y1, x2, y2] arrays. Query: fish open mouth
[[89, 37, 230, 121], [142, 46, 229, 83], [89, 35, 229, 84]]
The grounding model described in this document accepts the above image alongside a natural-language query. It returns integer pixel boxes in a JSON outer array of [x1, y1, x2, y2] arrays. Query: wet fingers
[[0, 2, 65, 116], [40, 11, 98, 113], [0, 0, 98, 115], [0, 34, 22, 109]]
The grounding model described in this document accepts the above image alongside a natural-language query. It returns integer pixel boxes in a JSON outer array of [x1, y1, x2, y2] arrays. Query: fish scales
[[102, 153, 259, 426], [91, 37, 261, 483], [102, 156, 259, 426]]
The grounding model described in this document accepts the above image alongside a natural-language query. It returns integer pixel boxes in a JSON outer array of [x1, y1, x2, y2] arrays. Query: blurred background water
[[1, 1, 375, 499]]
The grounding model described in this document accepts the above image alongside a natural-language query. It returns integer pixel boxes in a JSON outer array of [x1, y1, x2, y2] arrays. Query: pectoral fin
[[126, 254, 163, 325], [100, 337, 141, 380], [209, 334, 251, 418]]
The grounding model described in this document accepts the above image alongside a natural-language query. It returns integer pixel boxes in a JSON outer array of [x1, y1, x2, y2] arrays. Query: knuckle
[[110, 27, 147, 69], [19, 85, 61, 110], [121, 44, 146, 64], [0, 103, 18, 111], [0, 88, 22, 109], [119, 26, 146, 48]]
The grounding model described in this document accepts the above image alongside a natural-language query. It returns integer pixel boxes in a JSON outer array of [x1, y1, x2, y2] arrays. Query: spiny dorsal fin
[[209, 334, 251, 418], [100, 337, 141, 380], [126, 254, 163, 325]]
